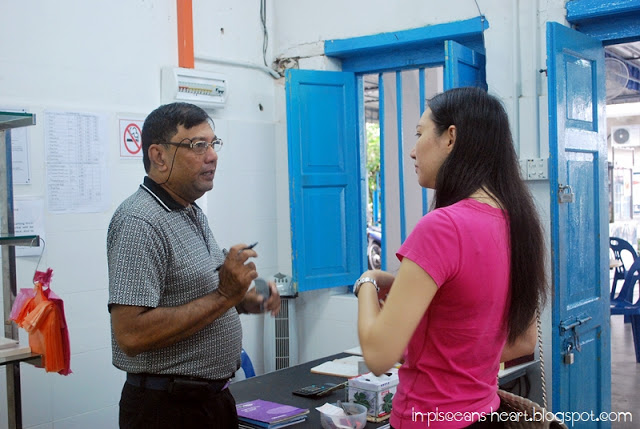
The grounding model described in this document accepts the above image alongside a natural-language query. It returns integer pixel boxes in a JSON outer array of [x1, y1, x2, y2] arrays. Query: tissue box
[[347, 369, 399, 419]]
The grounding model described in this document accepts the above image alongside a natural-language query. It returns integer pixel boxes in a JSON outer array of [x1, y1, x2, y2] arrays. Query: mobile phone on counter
[[292, 382, 346, 398]]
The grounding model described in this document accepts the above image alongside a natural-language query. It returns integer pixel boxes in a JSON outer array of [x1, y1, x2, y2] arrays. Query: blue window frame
[[286, 17, 488, 292], [566, 0, 640, 45]]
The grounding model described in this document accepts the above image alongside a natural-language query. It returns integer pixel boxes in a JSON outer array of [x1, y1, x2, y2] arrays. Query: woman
[[355, 87, 546, 428]]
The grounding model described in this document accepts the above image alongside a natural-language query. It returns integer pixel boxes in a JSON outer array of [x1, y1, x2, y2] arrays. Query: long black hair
[[428, 87, 547, 343]]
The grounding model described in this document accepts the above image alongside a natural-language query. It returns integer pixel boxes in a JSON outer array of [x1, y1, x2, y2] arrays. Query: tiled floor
[[610, 315, 639, 428]]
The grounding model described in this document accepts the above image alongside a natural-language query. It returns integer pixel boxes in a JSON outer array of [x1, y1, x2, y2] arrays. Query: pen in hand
[[215, 242, 258, 272], [237, 241, 258, 256]]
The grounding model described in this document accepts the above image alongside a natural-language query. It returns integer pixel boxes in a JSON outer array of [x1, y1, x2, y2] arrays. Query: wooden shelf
[[0, 112, 36, 131], [0, 235, 40, 247], [0, 352, 41, 367], [1, 111, 37, 429]]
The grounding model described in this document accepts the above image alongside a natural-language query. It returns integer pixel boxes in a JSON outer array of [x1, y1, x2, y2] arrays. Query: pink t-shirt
[[391, 199, 510, 428]]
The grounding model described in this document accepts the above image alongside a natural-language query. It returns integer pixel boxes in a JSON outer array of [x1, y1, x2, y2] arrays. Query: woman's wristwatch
[[353, 277, 379, 297]]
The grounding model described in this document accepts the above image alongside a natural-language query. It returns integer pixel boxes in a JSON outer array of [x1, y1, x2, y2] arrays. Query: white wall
[[0, 0, 569, 427], [0, 1, 281, 428], [1, 2, 177, 427]]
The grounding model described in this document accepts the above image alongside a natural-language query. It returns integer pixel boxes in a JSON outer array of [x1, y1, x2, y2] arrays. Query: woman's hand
[[357, 259, 437, 375]]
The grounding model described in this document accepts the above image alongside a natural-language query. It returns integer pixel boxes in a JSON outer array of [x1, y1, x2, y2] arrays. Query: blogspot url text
[[412, 407, 633, 427]]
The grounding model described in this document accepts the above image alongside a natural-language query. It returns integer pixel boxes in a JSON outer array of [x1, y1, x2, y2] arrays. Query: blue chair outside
[[610, 307, 640, 363], [241, 349, 256, 378], [610, 300, 640, 363], [610, 236, 638, 302], [612, 254, 640, 307], [611, 256, 640, 362]]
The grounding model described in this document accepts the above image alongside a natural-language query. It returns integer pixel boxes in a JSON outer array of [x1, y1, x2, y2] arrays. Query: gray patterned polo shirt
[[107, 176, 242, 380]]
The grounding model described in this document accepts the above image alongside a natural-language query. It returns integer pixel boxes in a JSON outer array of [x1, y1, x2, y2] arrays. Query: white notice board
[[44, 110, 110, 213]]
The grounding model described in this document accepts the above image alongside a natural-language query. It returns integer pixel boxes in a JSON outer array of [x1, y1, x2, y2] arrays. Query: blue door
[[285, 69, 365, 292], [547, 22, 610, 423]]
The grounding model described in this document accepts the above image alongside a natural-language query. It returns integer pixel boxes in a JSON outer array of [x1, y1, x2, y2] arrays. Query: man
[[107, 102, 280, 428]]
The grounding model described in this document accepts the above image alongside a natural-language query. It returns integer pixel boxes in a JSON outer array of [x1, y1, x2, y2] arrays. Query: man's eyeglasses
[[162, 137, 223, 154]]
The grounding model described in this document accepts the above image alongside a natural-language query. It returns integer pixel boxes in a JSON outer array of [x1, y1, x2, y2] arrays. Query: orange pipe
[[177, 0, 194, 69]]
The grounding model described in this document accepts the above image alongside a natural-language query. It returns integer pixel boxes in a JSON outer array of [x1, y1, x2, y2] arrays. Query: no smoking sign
[[119, 119, 144, 158]]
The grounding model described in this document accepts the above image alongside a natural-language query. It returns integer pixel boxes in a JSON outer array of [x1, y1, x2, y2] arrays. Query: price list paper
[[44, 111, 109, 213]]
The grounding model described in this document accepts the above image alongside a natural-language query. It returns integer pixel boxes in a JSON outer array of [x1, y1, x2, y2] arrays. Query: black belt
[[126, 373, 230, 393]]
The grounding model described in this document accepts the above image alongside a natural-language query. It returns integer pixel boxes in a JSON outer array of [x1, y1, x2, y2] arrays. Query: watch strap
[[354, 277, 379, 297]]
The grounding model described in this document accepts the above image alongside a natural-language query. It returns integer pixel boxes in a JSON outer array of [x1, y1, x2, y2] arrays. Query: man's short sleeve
[[108, 215, 166, 308]]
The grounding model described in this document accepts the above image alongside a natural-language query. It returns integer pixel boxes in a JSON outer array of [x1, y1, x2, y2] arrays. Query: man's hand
[[217, 243, 259, 305], [239, 281, 281, 316]]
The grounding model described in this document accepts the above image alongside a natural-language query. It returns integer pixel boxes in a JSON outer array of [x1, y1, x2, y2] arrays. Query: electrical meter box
[[161, 67, 227, 109]]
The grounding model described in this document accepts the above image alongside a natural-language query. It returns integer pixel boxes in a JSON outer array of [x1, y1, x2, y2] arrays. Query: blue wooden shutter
[[285, 69, 364, 292], [444, 40, 487, 90]]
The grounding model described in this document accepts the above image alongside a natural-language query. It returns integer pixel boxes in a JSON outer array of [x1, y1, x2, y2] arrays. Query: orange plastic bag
[[11, 269, 71, 375]]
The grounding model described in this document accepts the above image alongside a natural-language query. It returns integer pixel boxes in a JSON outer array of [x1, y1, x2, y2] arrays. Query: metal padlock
[[564, 344, 575, 365], [558, 184, 575, 204]]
